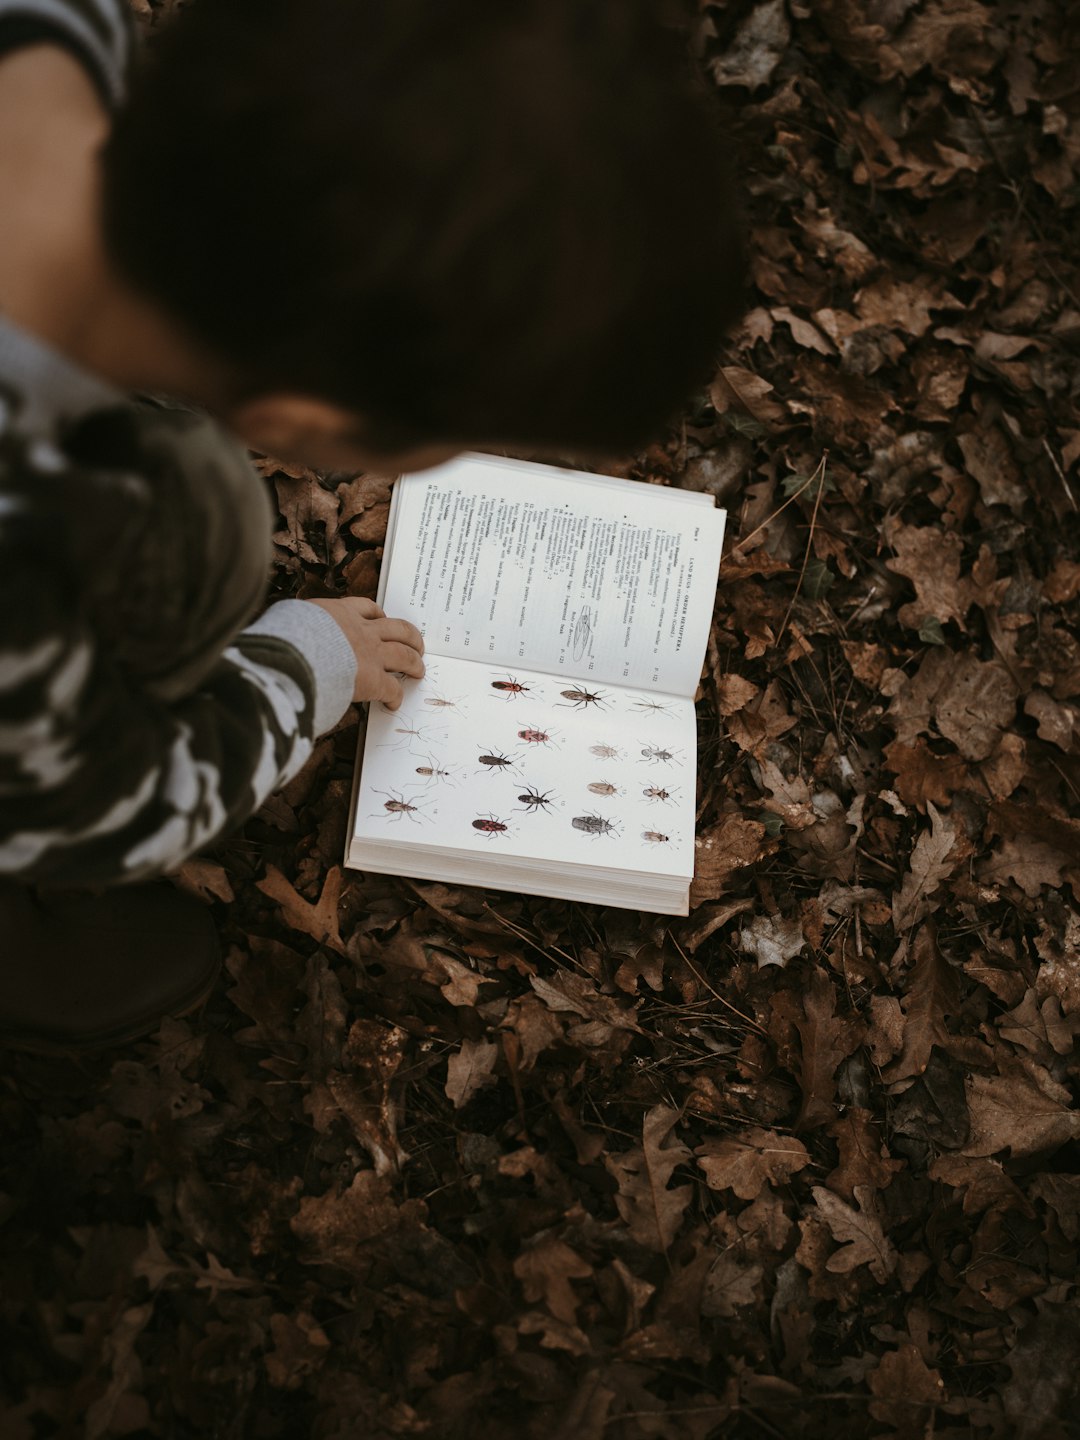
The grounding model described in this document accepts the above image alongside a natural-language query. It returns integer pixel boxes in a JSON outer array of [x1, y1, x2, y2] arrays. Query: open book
[[345, 454, 725, 915]]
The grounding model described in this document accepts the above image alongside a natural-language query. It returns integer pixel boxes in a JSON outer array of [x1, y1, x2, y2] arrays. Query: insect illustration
[[632, 698, 675, 716], [414, 756, 457, 786], [643, 784, 678, 804], [588, 781, 622, 797], [472, 814, 511, 839], [424, 694, 465, 712], [491, 674, 532, 700], [642, 830, 670, 844], [380, 719, 443, 753], [477, 748, 521, 776], [371, 790, 428, 825], [572, 813, 621, 837], [558, 686, 610, 710], [516, 788, 557, 814], [517, 725, 558, 748], [589, 743, 624, 761], [639, 744, 683, 766]]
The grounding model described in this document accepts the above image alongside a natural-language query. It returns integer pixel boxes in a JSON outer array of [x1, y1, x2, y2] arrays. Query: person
[[0, 0, 743, 1051]]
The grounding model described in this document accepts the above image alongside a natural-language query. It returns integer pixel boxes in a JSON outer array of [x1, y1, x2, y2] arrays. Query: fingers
[[383, 641, 425, 679], [379, 673, 405, 711], [376, 617, 424, 654], [351, 597, 384, 619]]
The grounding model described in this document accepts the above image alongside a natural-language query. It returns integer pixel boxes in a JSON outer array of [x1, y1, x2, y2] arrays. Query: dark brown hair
[[103, 0, 744, 451]]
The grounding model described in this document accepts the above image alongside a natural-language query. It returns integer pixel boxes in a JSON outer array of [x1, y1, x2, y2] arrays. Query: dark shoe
[[0, 882, 220, 1055]]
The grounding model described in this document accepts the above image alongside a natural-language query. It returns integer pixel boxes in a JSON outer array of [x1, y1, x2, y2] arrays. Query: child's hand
[[303, 597, 424, 709]]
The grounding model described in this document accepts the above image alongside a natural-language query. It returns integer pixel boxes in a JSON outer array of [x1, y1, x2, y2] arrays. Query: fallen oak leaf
[[708, 0, 790, 90], [882, 920, 962, 1083], [690, 814, 773, 905], [695, 1127, 810, 1200], [885, 648, 1019, 761], [793, 967, 864, 1131], [981, 801, 1080, 898], [296, 951, 347, 1076], [273, 473, 346, 566], [710, 366, 788, 427], [513, 1235, 593, 1325], [811, 1184, 898, 1283], [882, 737, 968, 812], [445, 1037, 499, 1109], [264, 1310, 331, 1391], [605, 1104, 692, 1253], [771, 304, 836, 355], [883, 519, 975, 631], [961, 1058, 1080, 1160], [892, 802, 959, 934], [170, 857, 234, 905], [868, 1345, 947, 1429], [290, 1171, 427, 1280], [1001, 1305, 1080, 1440], [738, 912, 805, 969], [256, 863, 345, 954], [824, 1108, 904, 1201], [701, 1253, 765, 1318]]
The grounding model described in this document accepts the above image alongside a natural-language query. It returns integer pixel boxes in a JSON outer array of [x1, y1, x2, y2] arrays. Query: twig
[[727, 454, 828, 558], [775, 452, 830, 647]]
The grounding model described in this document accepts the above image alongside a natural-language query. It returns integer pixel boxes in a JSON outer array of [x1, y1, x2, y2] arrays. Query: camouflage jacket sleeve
[[0, 403, 356, 888]]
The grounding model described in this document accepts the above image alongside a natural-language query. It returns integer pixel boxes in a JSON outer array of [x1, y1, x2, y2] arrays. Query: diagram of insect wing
[[570, 604, 595, 664]]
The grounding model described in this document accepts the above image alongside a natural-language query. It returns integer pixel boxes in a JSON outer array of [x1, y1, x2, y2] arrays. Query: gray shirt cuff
[[243, 599, 356, 736]]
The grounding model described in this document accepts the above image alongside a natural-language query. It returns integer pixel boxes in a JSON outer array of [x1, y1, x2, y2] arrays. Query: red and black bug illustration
[[516, 788, 557, 814], [587, 780, 622, 797], [572, 813, 621, 837], [490, 674, 532, 700], [642, 830, 670, 844], [643, 784, 678, 804], [371, 790, 428, 824], [639, 744, 683, 766], [477, 748, 521, 776], [472, 814, 511, 838], [517, 725, 558, 748], [558, 686, 610, 711], [589, 742, 624, 761]]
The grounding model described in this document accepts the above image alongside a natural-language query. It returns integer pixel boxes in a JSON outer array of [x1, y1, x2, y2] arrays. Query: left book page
[[352, 655, 696, 881], [378, 454, 724, 697]]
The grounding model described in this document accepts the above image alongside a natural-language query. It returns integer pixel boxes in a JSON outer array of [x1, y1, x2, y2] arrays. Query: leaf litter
[[1, 1, 1079, 1436]]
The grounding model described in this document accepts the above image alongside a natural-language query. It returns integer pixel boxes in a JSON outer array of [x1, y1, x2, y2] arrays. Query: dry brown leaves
[[2, 1, 1079, 1437]]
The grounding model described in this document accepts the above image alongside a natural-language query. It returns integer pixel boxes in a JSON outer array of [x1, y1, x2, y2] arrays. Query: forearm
[[0, 604, 356, 888]]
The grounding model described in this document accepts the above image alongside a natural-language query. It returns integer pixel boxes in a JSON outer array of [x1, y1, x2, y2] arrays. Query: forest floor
[[3, 1, 1080, 1438]]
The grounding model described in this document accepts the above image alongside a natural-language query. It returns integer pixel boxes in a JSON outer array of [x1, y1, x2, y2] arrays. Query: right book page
[[379, 454, 725, 697], [352, 654, 696, 879]]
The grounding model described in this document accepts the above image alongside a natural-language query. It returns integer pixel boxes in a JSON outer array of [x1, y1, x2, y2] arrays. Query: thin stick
[[726, 456, 827, 558], [775, 452, 829, 647]]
